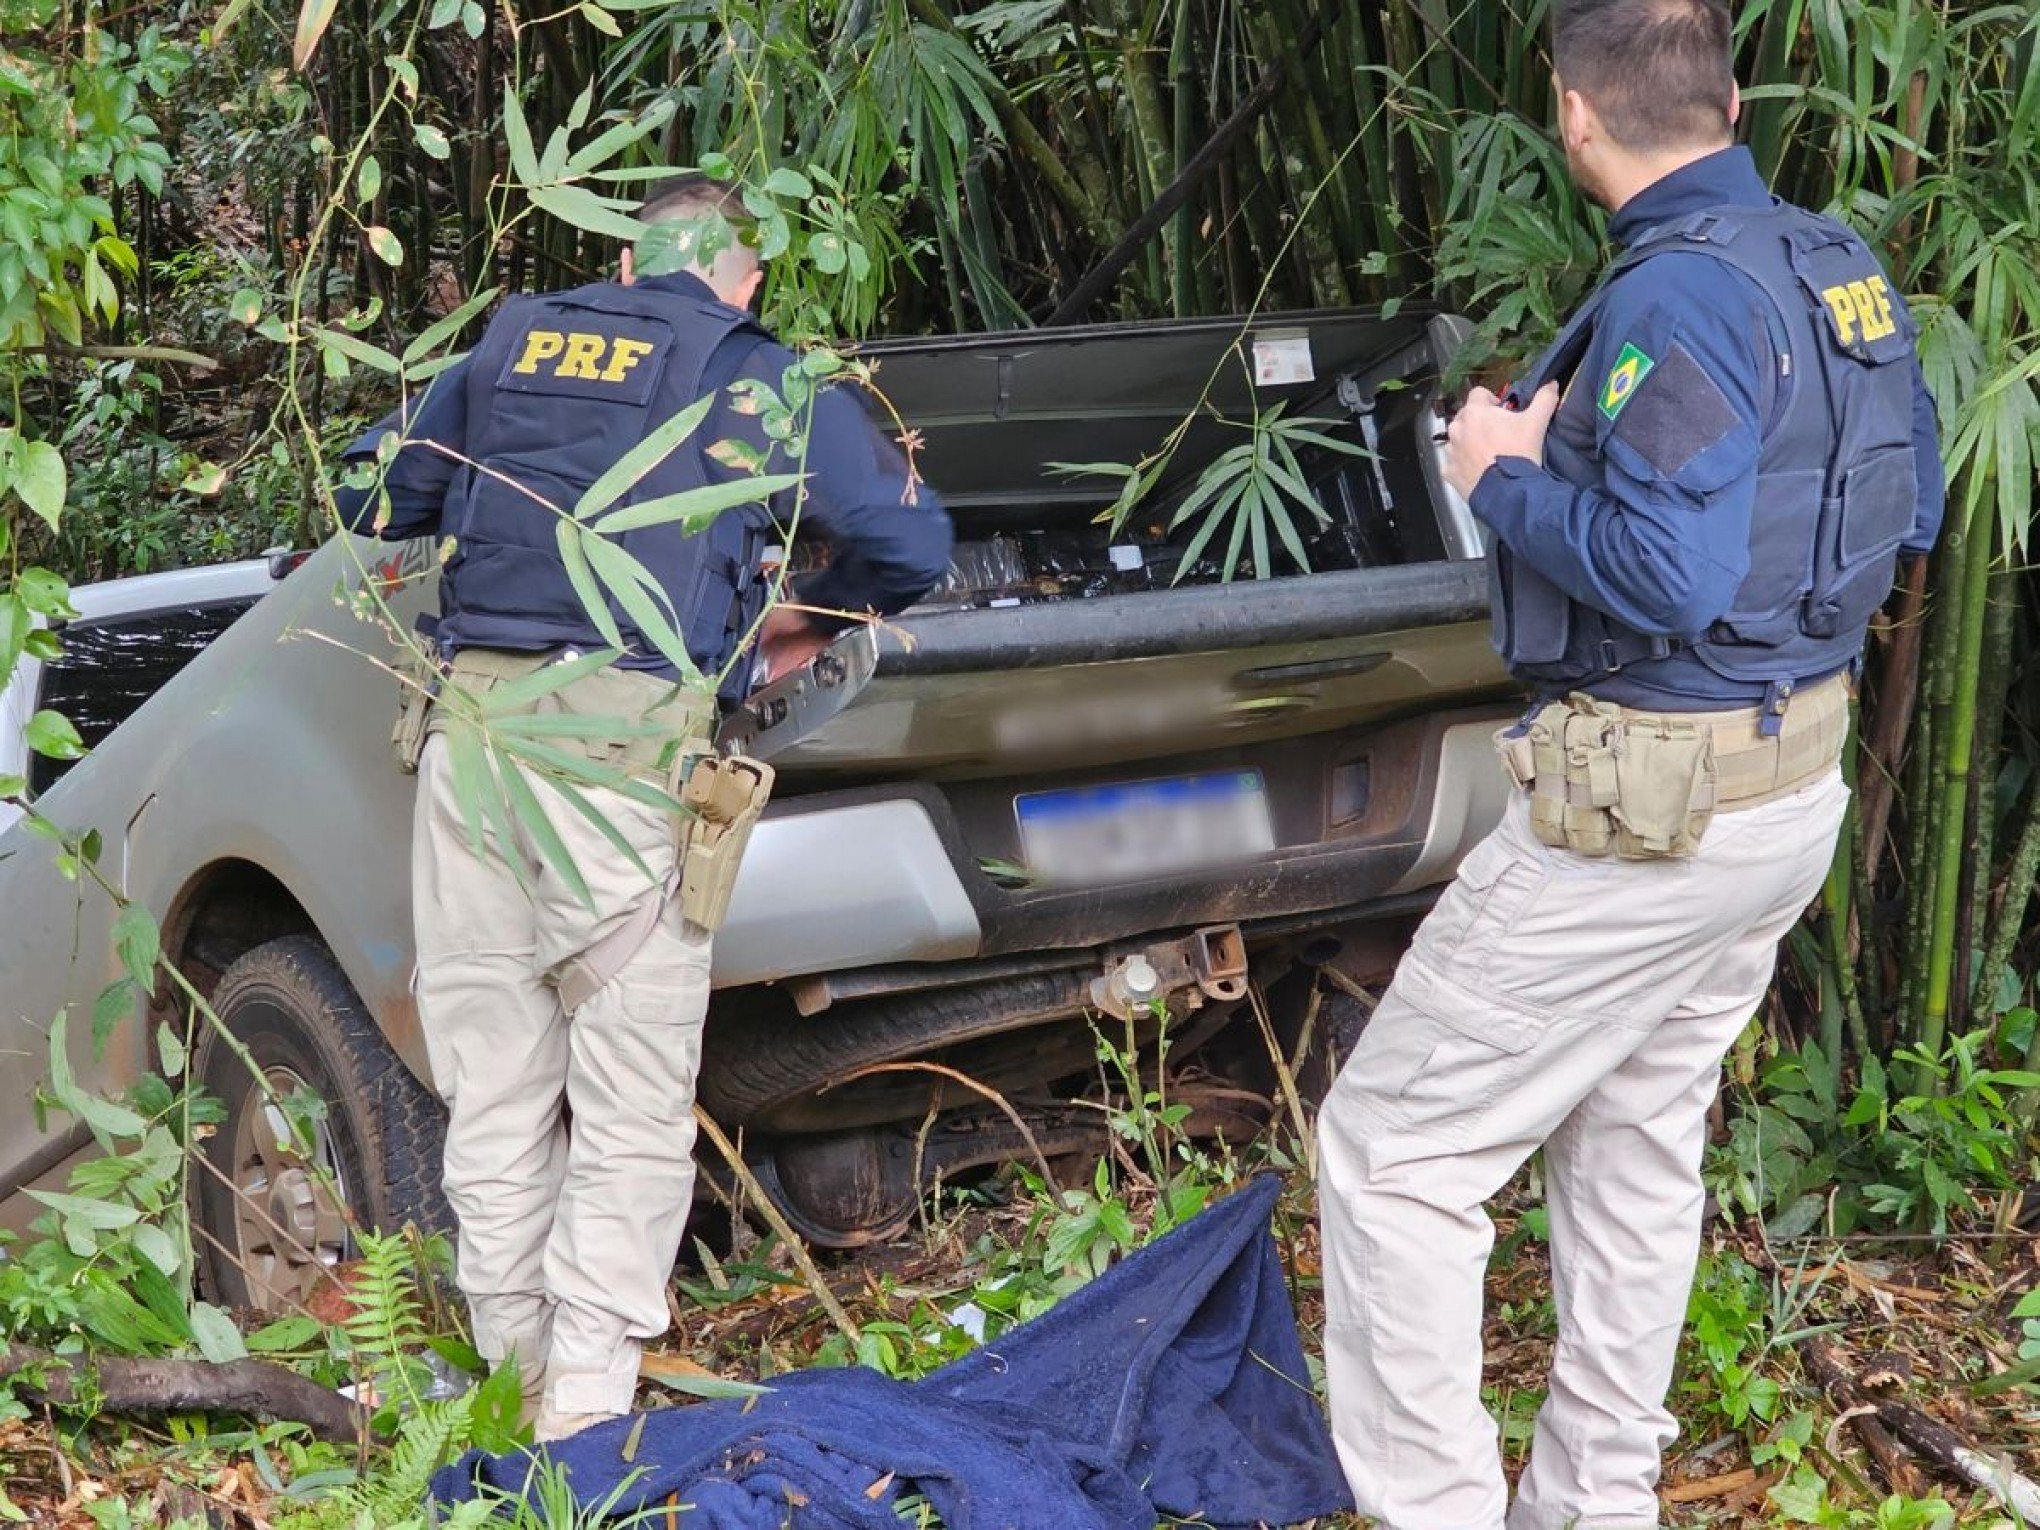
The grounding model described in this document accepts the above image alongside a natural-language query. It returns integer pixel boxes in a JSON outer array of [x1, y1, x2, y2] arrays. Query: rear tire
[[192, 935, 449, 1311], [699, 972, 1095, 1132]]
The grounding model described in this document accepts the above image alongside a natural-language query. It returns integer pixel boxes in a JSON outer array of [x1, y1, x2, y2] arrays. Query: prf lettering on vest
[[512, 330, 659, 384], [1821, 274, 1898, 349]]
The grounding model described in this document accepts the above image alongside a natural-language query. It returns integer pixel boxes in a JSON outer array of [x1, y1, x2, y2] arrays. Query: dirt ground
[[2, 1173, 2035, 1527]]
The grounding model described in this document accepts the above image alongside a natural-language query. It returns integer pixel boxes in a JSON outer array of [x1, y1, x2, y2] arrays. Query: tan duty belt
[[1626, 673, 1850, 811], [1496, 674, 1849, 860]]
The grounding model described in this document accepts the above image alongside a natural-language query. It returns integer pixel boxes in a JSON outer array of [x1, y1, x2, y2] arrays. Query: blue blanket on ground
[[429, 1174, 1352, 1527]]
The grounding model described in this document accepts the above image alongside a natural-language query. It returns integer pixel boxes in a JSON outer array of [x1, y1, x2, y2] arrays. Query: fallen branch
[[1872, 1395, 2040, 1522], [1801, 1340, 1924, 1496], [693, 1105, 863, 1347], [0, 1342, 364, 1443], [1802, 1339, 2040, 1519]]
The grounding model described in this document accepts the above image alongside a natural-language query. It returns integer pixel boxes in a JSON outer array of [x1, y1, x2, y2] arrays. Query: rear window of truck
[[28, 599, 260, 794]]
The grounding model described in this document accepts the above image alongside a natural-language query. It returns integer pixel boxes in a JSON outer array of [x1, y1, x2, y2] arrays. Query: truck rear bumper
[[710, 704, 1516, 988]]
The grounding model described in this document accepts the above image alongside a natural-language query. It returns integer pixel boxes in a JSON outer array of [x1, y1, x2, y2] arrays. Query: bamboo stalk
[[1958, 567, 2017, 1020], [1974, 778, 2040, 1026], [1913, 497, 1995, 1091]]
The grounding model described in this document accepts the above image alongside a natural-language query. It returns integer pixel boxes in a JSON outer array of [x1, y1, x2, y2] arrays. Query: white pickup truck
[[0, 305, 1515, 1309]]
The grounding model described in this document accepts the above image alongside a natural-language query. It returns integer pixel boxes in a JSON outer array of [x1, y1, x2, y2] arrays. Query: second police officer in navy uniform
[[1314, 3, 1944, 1527], [337, 175, 953, 1442]]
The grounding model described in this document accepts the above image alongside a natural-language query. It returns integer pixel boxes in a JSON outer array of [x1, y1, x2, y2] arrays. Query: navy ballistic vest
[[1492, 202, 1920, 703], [434, 279, 774, 678]]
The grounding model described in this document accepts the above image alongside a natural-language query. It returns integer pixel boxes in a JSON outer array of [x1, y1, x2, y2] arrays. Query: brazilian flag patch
[[1598, 342, 1656, 421]]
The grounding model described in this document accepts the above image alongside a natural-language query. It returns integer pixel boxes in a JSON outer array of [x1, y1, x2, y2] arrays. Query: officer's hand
[[1443, 381, 1561, 500], [758, 608, 834, 685]]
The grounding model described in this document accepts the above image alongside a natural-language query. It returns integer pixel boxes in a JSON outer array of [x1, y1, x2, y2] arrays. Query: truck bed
[[771, 307, 1504, 779]]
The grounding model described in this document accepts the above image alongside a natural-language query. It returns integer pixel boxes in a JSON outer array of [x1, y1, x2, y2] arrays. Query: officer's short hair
[[636, 174, 760, 278], [1553, 0, 1735, 154]]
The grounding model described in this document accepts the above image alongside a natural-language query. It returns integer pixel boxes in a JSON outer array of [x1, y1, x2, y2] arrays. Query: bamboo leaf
[[582, 535, 705, 682], [474, 645, 623, 714], [402, 286, 499, 366], [529, 183, 647, 243], [555, 522, 629, 653], [493, 745, 593, 910], [502, 87, 540, 186], [575, 394, 716, 519], [442, 722, 496, 859], [545, 774, 659, 886], [591, 473, 802, 535], [291, 0, 340, 70]]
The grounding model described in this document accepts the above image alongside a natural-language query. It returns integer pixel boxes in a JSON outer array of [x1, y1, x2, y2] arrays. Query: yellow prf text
[[1821, 275, 1897, 349], [513, 330, 658, 384]]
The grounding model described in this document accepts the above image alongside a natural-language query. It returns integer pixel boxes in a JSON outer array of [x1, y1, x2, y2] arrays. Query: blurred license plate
[[1015, 770, 1275, 886]]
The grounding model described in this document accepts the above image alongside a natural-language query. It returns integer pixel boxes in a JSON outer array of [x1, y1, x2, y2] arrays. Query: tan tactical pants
[[412, 732, 710, 1417], [1318, 767, 1849, 1530]]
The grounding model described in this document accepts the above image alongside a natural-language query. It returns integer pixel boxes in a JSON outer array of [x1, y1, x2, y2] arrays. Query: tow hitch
[[1090, 924, 1250, 1021]]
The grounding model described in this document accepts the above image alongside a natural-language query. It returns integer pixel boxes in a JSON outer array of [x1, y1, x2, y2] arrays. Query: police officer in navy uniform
[[337, 175, 953, 1441], [1314, 4, 1943, 1527]]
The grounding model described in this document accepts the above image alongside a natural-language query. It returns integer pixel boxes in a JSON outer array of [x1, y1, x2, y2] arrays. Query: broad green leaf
[[442, 722, 496, 859], [762, 166, 814, 200], [15, 440, 65, 531], [470, 1349, 528, 1452], [357, 154, 382, 203], [366, 225, 404, 267], [291, 0, 340, 69], [180, 462, 228, 496], [592, 472, 802, 535], [190, 1301, 249, 1364], [132, 1223, 182, 1277], [808, 232, 847, 275], [528, 183, 646, 243], [247, 1315, 324, 1352], [25, 709, 84, 760], [579, 1, 620, 35], [15, 566, 73, 618], [564, 103, 675, 175], [27, 1189, 141, 1231], [426, 0, 461, 25], [574, 393, 715, 520], [115, 902, 161, 987], [414, 122, 452, 161], [92, 979, 136, 1058], [158, 1019, 186, 1078], [229, 286, 262, 326]]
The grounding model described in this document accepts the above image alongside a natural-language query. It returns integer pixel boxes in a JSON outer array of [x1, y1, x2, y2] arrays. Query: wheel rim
[[226, 1065, 353, 1309]]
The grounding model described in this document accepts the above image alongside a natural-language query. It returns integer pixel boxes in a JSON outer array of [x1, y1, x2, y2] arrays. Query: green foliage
[[1707, 1030, 2037, 1238], [1768, 1465, 1957, 1529]]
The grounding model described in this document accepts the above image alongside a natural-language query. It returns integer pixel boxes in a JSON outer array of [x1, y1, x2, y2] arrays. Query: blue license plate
[[1014, 770, 1275, 885]]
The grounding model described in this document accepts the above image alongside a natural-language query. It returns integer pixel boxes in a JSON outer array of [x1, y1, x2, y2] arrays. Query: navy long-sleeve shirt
[[1470, 146, 1945, 706], [335, 272, 953, 677]]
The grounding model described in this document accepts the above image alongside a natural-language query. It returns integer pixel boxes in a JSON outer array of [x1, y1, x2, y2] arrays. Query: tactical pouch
[[1610, 717, 1717, 859], [676, 753, 775, 932], [390, 641, 445, 775], [1498, 695, 1716, 861]]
